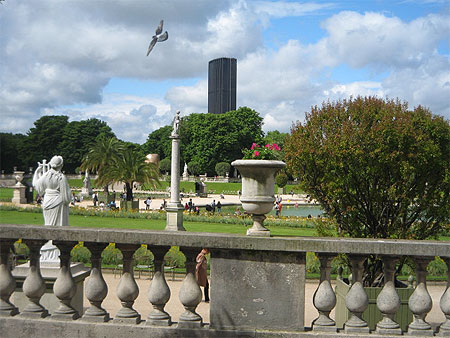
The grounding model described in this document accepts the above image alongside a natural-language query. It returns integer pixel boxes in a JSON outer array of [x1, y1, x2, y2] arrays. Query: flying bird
[[146, 20, 168, 56]]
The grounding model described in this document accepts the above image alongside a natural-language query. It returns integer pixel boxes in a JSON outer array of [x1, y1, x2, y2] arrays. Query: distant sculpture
[[146, 19, 168, 56], [183, 163, 188, 176], [171, 111, 181, 136], [33, 156, 71, 262], [81, 170, 93, 197]]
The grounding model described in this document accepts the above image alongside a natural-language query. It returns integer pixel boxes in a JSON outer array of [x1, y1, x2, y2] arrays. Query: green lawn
[[0, 210, 317, 237]]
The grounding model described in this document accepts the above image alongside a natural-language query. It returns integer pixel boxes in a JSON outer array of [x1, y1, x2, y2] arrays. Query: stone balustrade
[[0, 223, 449, 337]]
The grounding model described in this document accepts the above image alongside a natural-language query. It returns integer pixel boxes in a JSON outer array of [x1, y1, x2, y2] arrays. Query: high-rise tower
[[208, 57, 237, 114]]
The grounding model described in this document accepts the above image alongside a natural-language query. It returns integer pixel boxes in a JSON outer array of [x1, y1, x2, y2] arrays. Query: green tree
[[215, 162, 231, 176], [285, 97, 450, 284], [188, 161, 201, 176], [263, 130, 288, 149], [275, 172, 288, 188], [81, 137, 123, 192], [0, 133, 27, 173], [181, 107, 264, 175], [142, 125, 172, 160], [159, 158, 171, 174], [95, 145, 159, 201], [20, 115, 69, 168], [59, 118, 115, 173]]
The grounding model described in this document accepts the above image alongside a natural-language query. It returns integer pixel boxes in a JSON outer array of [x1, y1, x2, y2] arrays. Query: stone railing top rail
[[1, 223, 449, 257]]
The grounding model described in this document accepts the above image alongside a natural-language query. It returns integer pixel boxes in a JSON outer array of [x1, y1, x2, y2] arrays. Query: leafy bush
[[71, 242, 91, 263], [188, 161, 201, 176], [215, 162, 231, 176], [159, 158, 171, 174], [164, 246, 186, 268], [275, 172, 288, 188]]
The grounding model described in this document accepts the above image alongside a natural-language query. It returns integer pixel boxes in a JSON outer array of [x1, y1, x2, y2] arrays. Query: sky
[[1, 0, 449, 144]]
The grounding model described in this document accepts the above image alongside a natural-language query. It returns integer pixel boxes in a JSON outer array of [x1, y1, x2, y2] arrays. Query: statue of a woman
[[33, 155, 71, 262]]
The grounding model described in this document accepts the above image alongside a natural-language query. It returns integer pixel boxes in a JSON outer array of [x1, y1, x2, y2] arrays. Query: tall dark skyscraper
[[208, 57, 237, 114]]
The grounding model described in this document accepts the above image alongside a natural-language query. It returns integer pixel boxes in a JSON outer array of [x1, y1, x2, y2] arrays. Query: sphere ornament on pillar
[[231, 159, 285, 236]]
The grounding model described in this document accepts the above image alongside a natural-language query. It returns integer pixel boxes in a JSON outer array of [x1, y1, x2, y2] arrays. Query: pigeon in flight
[[146, 20, 168, 56]]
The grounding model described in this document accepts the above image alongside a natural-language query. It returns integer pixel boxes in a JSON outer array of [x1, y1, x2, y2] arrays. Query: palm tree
[[96, 147, 160, 201], [81, 137, 123, 193]]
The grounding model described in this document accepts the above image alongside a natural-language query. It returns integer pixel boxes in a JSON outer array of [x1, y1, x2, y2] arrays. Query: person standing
[[195, 248, 210, 302], [216, 201, 222, 214], [92, 192, 98, 207]]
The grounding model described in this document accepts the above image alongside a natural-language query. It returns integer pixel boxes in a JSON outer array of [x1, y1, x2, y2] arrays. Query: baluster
[[407, 257, 433, 336], [344, 255, 370, 333], [20, 240, 48, 318], [82, 242, 109, 322], [178, 247, 202, 328], [147, 246, 171, 326], [312, 253, 337, 332], [114, 244, 140, 324], [53, 241, 79, 320], [376, 256, 402, 335], [438, 257, 450, 336], [0, 239, 19, 316]]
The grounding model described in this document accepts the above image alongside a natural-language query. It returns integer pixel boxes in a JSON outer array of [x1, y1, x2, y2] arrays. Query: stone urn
[[231, 159, 286, 236]]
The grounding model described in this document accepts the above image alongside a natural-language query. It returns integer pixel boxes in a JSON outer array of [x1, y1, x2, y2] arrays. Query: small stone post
[[407, 257, 434, 336], [0, 239, 19, 316], [312, 254, 337, 332], [438, 257, 450, 336], [12, 171, 27, 204], [165, 111, 186, 231]]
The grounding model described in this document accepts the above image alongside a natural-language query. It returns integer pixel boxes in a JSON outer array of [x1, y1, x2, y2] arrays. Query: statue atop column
[[32, 155, 71, 262], [171, 111, 181, 137]]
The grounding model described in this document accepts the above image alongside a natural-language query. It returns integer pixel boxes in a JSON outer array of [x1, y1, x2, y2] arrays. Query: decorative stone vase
[[231, 159, 286, 236]]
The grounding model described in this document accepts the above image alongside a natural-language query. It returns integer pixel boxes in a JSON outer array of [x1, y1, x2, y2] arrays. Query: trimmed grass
[[0, 188, 13, 201], [0, 210, 317, 237]]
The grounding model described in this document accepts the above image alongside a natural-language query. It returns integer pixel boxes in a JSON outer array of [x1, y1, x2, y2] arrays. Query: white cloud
[[0, 0, 448, 143]]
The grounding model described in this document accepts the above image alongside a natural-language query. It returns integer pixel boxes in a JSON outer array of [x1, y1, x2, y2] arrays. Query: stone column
[[20, 240, 48, 318], [312, 253, 337, 332], [82, 242, 109, 322], [52, 241, 79, 320], [0, 239, 19, 316], [114, 244, 140, 324], [407, 257, 433, 336], [376, 256, 402, 335], [147, 246, 171, 326], [438, 257, 450, 336], [344, 255, 370, 333], [178, 247, 203, 328], [165, 130, 186, 231]]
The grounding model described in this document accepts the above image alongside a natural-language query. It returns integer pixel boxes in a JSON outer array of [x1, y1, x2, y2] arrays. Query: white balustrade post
[[20, 240, 48, 318], [0, 239, 19, 316], [52, 241, 79, 320], [407, 257, 433, 336], [82, 242, 109, 322], [438, 257, 450, 336], [344, 255, 370, 333], [312, 253, 337, 332], [147, 246, 171, 326], [376, 256, 402, 335], [114, 244, 141, 324], [178, 247, 203, 328]]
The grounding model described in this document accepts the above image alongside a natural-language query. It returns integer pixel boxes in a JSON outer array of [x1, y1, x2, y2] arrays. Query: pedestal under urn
[[231, 159, 285, 236]]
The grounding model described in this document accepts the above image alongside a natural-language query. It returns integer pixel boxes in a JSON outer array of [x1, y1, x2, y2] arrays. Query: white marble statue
[[183, 163, 188, 176], [32, 155, 71, 262], [171, 111, 181, 136]]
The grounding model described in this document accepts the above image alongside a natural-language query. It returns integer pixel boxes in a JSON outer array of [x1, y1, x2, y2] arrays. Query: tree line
[[0, 107, 288, 176]]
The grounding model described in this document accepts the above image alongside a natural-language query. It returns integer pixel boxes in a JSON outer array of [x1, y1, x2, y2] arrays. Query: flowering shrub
[[242, 143, 282, 160]]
